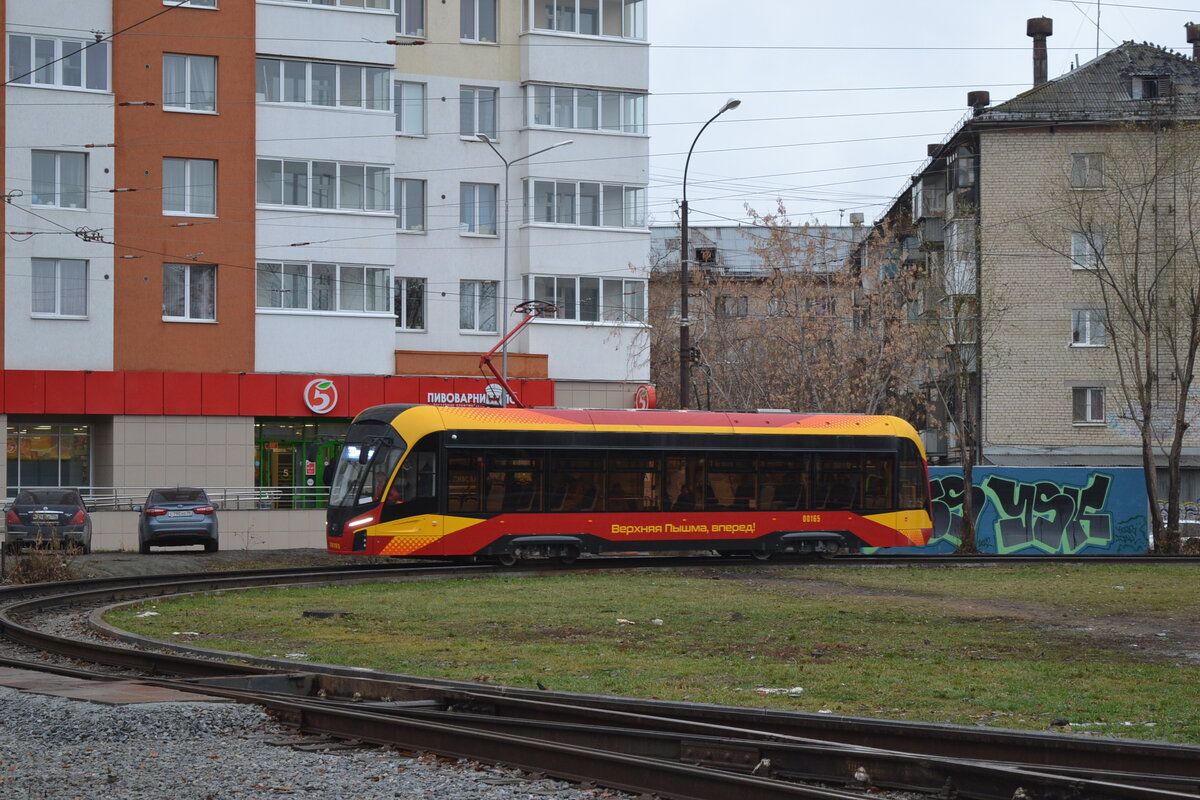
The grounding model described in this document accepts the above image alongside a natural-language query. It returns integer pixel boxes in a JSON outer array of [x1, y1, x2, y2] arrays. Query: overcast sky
[[644, 0, 1196, 228]]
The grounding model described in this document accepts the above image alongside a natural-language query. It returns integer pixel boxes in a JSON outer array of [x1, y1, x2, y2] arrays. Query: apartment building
[[1, 0, 650, 505], [861, 18, 1200, 494]]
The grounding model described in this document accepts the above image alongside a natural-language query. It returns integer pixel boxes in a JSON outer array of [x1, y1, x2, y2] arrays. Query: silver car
[[134, 487, 219, 554]]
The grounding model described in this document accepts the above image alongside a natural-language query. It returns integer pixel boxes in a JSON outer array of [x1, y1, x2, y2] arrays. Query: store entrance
[[255, 421, 347, 508]]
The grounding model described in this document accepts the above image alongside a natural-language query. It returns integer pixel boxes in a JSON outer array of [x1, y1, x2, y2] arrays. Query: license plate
[[32, 513, 58, 522], [167, 510, 192, 517]]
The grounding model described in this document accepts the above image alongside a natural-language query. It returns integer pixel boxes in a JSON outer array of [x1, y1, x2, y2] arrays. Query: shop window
[[6, 423, 90, 491]]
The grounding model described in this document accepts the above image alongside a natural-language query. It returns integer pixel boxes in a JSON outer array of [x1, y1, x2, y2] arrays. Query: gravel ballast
[[0, 687, 625, 800]]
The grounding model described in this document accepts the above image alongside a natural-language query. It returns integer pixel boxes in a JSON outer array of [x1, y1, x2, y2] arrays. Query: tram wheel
[[556, 547, 580, 565], [496, 553, 519, 567], [750, 550, 774, 562]]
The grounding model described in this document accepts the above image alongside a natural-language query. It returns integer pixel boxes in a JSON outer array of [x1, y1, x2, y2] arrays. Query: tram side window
[[664, 455, 704, 511], [705, 453, 755, 511], [861, 454, 894, 510], [548, 454, 603, 511], [812, 453, 861, 510], [394, 438, 438, 502], [447, 454, 482, 511], [606, 452, 659, 512], [759, 455, 810, 510], [898, 439, 930, 510], [483, 451, 543, 513]]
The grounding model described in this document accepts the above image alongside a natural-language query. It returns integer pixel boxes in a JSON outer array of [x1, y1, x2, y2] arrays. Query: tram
[[325, 404, 933, 562]]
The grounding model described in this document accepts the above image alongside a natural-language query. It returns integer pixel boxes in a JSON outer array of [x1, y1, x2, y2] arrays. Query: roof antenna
[[1095, 0, 1100, 58]]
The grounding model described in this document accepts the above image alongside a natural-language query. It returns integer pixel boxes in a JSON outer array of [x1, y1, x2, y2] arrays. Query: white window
[[7, 35, 108, 91], [31, 151, 87, 209], [460, 183, 497, 234], [31, 258, 87, 317], [1072, 387, 1105, 424], [527, 179, 645, 228], [273, 0, 392, 8], [256, 58, 390, 111], [1071, 231, 1104, 270], [530, 0, 644, 39], [163, 54, 216, 112], [257, 158, 391, 211], [529, 84, 645, 134], [169, 0, 217, 7], [460, 86, 497, 138], [256, 262, 390, 312], [394, 276, 426, 329], [460, 280, 498, 332], [163, 263, 216, 321], [1070, 153, 1104, 189], [1071, 308, 1107, 347], [396, 0, 425, 35], [163, 158, 216, 216], [460, 0, 497, 42], [530, 275, 646, 322], [395, 178, 425, 231], [394, 81, 425, 134]]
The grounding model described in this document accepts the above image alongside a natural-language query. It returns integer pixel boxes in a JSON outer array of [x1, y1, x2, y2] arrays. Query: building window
[[256, 158, 391, 211], [7, 35, 108, 91], [460, 0, 497, 42], [1131, 75, 1170, 99], [530, 0, 645, 39], [256, 262, 390, 313], [527, 179, 645, 228], [530, 274, 646, 322], [256, 58, 390, 111], [1072, 387, 1105, 424], [1071, 231, 1104, 270], [163, 158, 216, 216], [716, 295, 749, 319], [394, 276, 426, 329], [272, 0, 393, 8], [460, 280, 498, 332], [460, 183, 497, 234], [169, 0, 217, 7], [1071, 308, 1107, 347], [394, 81, 425, 134], [528, 84, 645, 134], [31, 258, 87, 317], [396, 0, 425, 35], [163, 263, 216, 321], [6, 423, 90, 491], [163, 54, 216, 112], [1070, 153, 1104, 189], [31, 151, 87, 209], [459, 86, 497, 138], [394, 178, 425, 231]]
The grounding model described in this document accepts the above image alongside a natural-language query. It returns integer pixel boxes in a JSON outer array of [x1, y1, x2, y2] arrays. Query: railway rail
[[2, 555, 1199, 800]]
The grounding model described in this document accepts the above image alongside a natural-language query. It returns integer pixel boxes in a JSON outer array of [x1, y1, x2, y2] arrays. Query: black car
[[4, 488, 93, 553], [134, 487, 219, 554]]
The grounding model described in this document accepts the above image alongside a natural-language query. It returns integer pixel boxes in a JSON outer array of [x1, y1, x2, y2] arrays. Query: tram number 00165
[[802, 514, 822, 523]]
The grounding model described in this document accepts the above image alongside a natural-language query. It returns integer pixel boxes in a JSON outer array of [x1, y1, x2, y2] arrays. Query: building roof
[[981, 42, 1200, 123]]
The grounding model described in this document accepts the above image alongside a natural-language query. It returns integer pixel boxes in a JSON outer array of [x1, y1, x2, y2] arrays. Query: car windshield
[[14, 489, 81, 506], [149, 488, 208, 504]]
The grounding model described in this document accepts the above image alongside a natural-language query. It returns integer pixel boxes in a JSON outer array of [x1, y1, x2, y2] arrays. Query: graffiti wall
[[873, 466, 1150, 555]]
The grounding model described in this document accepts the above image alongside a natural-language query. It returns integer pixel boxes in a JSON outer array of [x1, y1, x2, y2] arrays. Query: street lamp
[[679, 98, 740, 409], [477, 134, 573, 399]]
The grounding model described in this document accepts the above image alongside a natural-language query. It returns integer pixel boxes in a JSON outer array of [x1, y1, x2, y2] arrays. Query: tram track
[[2, 555, 1199, 800]]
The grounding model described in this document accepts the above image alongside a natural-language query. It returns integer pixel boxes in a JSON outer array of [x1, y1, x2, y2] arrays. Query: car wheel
[[204, 538, 219, 553], [139, 538, 151, 555]]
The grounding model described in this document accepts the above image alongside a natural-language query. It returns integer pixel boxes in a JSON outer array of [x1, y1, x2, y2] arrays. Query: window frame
[[528, 0, 645, 39], [255, 57, 391, 111], [528, 83, 646, 134], [1070, 230, 1104, 270], [716, 294, 749, 319], [31, 150, 88, 210], [395, 0, 425, 35], [393, 276, 426, 330], [1072, 386, 1106, 425], [394, 177, 426, 232], [1070, 152, 1104, 190], [163, 53, 217, 113], [162, 263, 217, 322], [167, 0, 217, 7], [459, 85, 497, 139], [1070, 308, 1107, 347], [460, 182, 498, 235], [31, 258, 88, 318], [256, 158, 392, 213], [256, 261, 392, 314], [526, 178, 646, 229], [460, 0, 498, 42], [263, 0, 394, 9], [163, 157, 217, 217], [394, 80, 426, 135], [528, 274, 647, 324], [459, 279, 499, 332], [7, 34, 109, 92]]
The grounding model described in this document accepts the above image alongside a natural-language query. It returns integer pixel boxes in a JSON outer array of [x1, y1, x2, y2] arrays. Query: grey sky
[[646, 1, 1196, 228]]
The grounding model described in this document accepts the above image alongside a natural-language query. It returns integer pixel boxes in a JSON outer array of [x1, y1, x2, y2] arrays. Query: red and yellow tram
[[325, 404, 933, 562]]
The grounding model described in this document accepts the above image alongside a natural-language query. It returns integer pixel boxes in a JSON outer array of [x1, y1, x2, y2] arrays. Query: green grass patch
[[107, 564, 1200, 743]]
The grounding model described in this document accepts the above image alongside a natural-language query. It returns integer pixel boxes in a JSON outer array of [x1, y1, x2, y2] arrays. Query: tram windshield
[[328, 426, 405, 508]]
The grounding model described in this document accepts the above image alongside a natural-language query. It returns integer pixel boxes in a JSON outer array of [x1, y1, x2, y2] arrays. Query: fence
[[6, 486, 330, 512]]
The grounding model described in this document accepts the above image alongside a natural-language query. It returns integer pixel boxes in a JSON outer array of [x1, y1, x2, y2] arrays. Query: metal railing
[[5, 486, 330, 512]]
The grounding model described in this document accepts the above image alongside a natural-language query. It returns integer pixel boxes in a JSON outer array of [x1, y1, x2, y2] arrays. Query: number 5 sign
[[303, 379, 339, 415]]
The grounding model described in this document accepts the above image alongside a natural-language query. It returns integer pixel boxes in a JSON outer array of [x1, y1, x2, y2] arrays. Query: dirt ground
[[66, 548, 359, 579]]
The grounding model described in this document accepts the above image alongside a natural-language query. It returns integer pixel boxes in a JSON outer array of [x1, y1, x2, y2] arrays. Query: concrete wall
[[90, 508, 326, 552]]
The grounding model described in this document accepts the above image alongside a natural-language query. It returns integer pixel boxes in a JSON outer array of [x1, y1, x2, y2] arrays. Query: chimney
[[967, 90, 991, 115], [1027, 17, 1053, 87], [1188, 22, 1200, 62], [849, 212, 864, 226], [927, 144, 940, 157]]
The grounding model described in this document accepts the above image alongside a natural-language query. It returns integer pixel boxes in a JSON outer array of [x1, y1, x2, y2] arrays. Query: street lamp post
[[477, 134, 573, 402], [679, 98, 740, 410]]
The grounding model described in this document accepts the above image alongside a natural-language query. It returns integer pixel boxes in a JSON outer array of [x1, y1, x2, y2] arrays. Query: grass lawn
[[107, 563, 1200, 743]]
